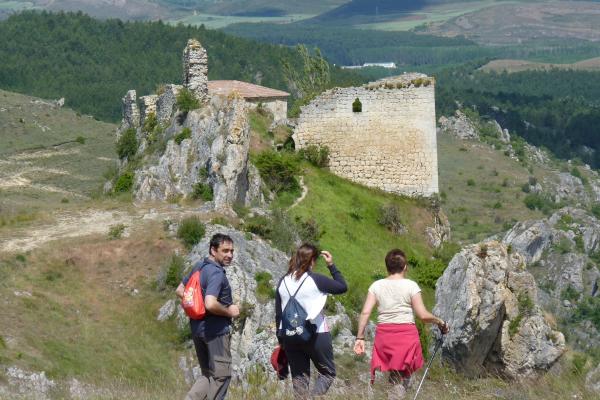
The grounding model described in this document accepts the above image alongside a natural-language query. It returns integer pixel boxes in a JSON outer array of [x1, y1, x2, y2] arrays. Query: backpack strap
[[283, 274, 309, 299]]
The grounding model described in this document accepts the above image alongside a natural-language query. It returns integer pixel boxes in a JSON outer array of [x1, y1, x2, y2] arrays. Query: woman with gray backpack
[[275, 243, 348, 399]]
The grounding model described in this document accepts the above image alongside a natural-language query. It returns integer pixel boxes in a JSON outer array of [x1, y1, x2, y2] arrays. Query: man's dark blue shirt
[[182, 257, 233, 338]]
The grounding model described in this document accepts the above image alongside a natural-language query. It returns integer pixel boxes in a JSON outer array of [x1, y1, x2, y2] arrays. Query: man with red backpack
[[176, 233, 240, 400]]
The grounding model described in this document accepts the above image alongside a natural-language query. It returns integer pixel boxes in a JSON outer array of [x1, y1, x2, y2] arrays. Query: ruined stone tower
[[182, 39, 208, 102], [121, 90, 140, 131], [293, 73, 439, 197]]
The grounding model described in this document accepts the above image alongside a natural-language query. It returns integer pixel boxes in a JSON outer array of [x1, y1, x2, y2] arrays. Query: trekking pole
[[412, 332, 444, 400]]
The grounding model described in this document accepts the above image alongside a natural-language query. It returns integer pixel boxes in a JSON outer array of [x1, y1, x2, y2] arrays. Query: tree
[[282, 44, 330, 101]]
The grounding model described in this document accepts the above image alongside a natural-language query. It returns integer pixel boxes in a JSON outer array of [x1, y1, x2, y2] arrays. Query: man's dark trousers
[[185, 334, 232, 400]]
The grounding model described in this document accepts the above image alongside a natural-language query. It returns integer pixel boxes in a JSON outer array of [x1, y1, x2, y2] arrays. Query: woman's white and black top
[[275, 264, 347, 333]]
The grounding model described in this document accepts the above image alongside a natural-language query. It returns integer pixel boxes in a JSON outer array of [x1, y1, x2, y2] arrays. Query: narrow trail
[[289, 176, 308, 210]]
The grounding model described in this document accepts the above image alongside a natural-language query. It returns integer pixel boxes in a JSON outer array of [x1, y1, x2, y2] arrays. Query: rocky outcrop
[[119, 90, 140, 134], [425, 209, 451, 248], [183, 39, 208, 102], [438, 110, 479, 140], [502, 208, 600, 352], [587, 363, 600, 394], [133, 95, 265, 210], [434, 240, 565, 378]]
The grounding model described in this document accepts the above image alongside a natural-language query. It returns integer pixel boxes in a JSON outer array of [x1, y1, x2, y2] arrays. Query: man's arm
[[205, 295, 239, 318], [175, 283, 185, 299]]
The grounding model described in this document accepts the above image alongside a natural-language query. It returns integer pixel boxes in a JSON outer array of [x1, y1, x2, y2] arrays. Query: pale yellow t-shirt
[[368, 278, 421, 324]]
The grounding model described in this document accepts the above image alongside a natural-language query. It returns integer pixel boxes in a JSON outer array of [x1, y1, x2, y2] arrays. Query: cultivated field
[[480, 57, 600, 72]]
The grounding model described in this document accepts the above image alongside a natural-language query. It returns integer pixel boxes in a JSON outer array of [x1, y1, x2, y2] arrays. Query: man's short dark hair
[[209, 233, 233, 253], [385, 249, 407, 274]]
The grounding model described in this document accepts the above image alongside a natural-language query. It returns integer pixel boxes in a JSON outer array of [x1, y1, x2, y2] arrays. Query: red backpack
[[182, 267, 206, 320]]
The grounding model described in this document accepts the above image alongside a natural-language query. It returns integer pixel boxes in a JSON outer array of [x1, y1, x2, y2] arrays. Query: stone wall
[[246, 98, 287, 123], [293, 74, 438, 197]]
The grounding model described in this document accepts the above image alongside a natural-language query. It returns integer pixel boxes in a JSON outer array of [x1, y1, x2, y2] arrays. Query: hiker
[[353, 249, 449, 399], [176, 233, 240, 400], [275, 244, 347, 399]]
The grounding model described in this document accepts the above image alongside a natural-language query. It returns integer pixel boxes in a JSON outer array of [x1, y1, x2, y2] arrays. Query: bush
[[408, 256, 446, 289], [378, 203, 405, 235], [75, 135, 86, 144], [591, 204, 600, 219], [114, 171, 134, 193], [571, 296, 600, 331], [174, 128, 192, 145], [554, 237, 573, 254], [176, 88, 200, 113], [108, 224, 126, 239], [116, 128, 138, 160], [299, 145, 329, 167], [352, 97, 362, 113], [571, 167, 588, 185], [466, 178, 475, 186], [165, 255, 185, 289], [244, 215, 272, 237], [295, 217, 324, 245], [432, 242, 461, 264], [143, 112, 158, 133], [177, 216, 206, 249], [561, 285, 580, 302], [255, 271, 276, 302], [192, 182, 213, 201], [521, 183, 531, 193], [254, 150, 300, 194], [523, 193, 557, 214]]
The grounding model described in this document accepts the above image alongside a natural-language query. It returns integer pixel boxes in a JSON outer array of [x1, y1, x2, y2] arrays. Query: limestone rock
[[586, 363, 600, 394], [433, 240, 565, 378], [425, 209, 451, 248], [5, 366, 56, 400], [157, 299, 176, 321], [120, 90, 140, 131], [133, 96, 265, 209], [183, 39, 208, 102], [439, 110, 479, 140], [502, 220, 555, 264]]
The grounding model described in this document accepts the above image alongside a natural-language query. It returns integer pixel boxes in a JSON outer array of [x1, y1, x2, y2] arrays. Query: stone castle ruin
[[293, 73, 439, 197]]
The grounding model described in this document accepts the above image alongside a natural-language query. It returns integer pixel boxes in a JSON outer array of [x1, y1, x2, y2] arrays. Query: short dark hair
[[385, 249, 407, 274], [209, 233, 233, 254]]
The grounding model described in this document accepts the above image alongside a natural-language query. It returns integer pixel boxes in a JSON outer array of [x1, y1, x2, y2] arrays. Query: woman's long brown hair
[[287, 243, 319, 279]]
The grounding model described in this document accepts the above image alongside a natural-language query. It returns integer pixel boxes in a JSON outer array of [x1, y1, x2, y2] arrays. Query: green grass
[[437, 133, 546, 243], [0, 226, 187, 393], [0, 89, 117, 221], [289, 166, 437, 312]]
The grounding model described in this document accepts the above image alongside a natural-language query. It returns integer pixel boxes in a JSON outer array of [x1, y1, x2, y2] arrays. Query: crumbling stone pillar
[[182, 39, 208, 102], [140, 95, 158, 125], [121, 90, 140, 129]]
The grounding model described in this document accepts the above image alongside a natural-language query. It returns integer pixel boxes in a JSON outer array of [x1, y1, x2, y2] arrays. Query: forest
[[436, 62, 600, 168], [0, 11, 361, 121]]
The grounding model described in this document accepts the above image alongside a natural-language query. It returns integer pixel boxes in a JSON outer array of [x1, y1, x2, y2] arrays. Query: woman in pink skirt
[[353, 249, 448, 399]]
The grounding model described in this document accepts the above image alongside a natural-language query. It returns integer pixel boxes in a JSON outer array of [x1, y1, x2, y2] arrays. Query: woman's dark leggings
[[284, 332, 336, 399]]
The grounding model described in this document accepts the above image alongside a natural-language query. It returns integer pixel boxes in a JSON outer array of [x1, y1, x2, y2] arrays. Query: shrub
[[571, 296, 600, 331], [177, 216, 206, 249], [378, 203, 405, 235], [108, 224, 126, 239], [268, 208, 298, 253], [571, 353, 588, 375], [174, 128, 192, 145], [210, 216, 229, 226], [432, 242, 461, 264], [352, 97, 362, 113], [561, 285, 580, 302], [407, 256, 446, 290], [254, 150, 300, 194], [255, 271, 275, 302], [295, 217, 324, 245], [477, 244, 488, 259], [143, 112, 158, 133], [176, 88, 200, 113], [244, 215, 272, 237], [75, 135, 86, 144], [523, 193, 556, 214], [192, 182, 213, 201], [299, 145, 329, 167], [591, 204, 600, 219], [554, 237, 573, 254], [466, 179, 475, 186], [492, 202, 502, 209], [521, 183, 531, 193], [165, 255, 185, 289], [116, 128, 138, 160], [528, 176, 537, 186], [571, 167, 588, 185], [114, 171, 134, 193], [15, 254, 26, 263]]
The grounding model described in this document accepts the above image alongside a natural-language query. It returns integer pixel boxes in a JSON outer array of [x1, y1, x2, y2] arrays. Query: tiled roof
[[208, 80, 290, 99]]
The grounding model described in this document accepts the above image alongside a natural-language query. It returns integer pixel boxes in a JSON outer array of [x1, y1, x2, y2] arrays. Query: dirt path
[[289, 176, 308, 209]]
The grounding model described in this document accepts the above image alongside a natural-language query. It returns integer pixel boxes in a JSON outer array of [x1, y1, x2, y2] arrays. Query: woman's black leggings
[[284, 332, 336, 399]]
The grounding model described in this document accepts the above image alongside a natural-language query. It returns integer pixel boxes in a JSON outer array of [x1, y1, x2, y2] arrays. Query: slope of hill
[[0, 11, 362, 122], [0, 89, 117, 224], [480, 57, 600, 72]]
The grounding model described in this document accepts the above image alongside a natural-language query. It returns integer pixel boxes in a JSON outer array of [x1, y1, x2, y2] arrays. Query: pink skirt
[[371, 323, 424, 382]]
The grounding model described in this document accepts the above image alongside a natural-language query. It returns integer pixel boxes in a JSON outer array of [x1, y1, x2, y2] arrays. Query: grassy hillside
[[0, 89, 117, 224]]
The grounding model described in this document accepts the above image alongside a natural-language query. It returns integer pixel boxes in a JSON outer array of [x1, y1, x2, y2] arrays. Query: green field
[[170, 12, 313, 29], [355, 0, 517, 31]]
